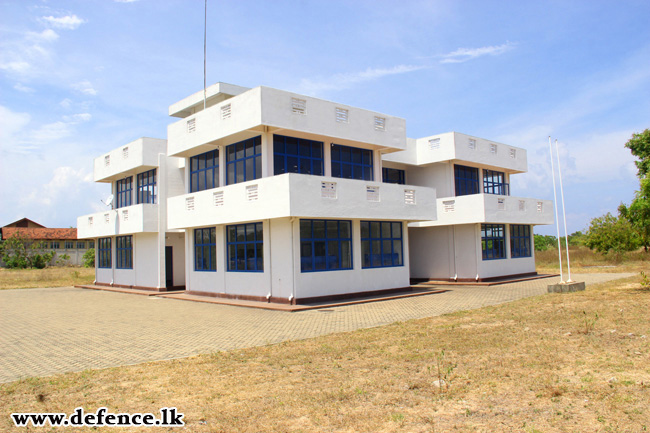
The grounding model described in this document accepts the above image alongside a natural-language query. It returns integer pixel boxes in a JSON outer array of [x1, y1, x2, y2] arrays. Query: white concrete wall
[[405, 163, 453, 197], [78, 204, 158, 239], [383, 132, 527, 173], [183, 217, 412, 300], [92, 233, 161, 288], [94, 138, 167, 182], [409, 223, 536, 280], [168, 174, 437, 230], [413, 195, 554, 227], [260, 87, 407, 152]]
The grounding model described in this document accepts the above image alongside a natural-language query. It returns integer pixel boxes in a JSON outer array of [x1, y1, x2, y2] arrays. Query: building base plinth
[[547, 281, 586, 293]]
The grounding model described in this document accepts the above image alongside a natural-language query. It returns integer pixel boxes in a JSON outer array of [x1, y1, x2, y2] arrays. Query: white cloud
[[41, 15, 85, 30], [22, 166, 93, 207], [13, 83, 35, 93], [29, 121, 73, 143], [441, 42, 515, 64], [63, 113, 92, 123], [59, 98, 73, 108], [0, 61, 31, 74], [0, 106, 31, 145], [299, 64, 427, 95], [72, 80, 97, 96], [28, 29, 59, 42]]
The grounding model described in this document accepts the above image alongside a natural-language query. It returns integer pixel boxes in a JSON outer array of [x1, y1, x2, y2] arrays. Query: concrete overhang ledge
[[168, 82, 250, 118]]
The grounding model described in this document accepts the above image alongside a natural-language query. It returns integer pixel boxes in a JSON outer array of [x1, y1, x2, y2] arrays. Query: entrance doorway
[[165, 246, 173, 289]]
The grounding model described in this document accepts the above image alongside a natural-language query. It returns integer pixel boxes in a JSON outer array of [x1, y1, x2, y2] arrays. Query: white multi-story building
[[77, 83, 552, 303]]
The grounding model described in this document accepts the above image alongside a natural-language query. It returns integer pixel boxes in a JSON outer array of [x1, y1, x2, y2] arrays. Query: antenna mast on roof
[[203, 0, 207, 110]]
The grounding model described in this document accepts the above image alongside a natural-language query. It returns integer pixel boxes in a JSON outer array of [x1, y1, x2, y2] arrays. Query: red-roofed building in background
[[0, 218, 93, 267]]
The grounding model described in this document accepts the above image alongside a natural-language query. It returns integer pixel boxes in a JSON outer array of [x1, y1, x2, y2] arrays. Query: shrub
[[83, 248, 95, 268]]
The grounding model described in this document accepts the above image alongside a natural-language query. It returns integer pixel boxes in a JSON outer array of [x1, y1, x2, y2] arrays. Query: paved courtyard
[[0, 273, 632, 383]]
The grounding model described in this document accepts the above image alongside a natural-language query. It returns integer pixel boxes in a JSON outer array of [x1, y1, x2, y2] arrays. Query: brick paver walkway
[[0, 273, 632, 383]]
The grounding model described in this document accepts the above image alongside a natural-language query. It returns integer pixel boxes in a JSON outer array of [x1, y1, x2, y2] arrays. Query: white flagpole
[[549, 136, 564, 283], [203, 0, 207, 110], [555, 139, 573, 282]]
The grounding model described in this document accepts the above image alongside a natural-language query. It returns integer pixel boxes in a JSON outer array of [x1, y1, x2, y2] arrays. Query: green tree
[[624, 129, 650, 178], [584, 212, 639, 254], [82, 248, 95, 268], [568, 231, 587, 246], [619, 178, 650, 252], [533, 234, 557, 251], [0, 234, 55, 269]]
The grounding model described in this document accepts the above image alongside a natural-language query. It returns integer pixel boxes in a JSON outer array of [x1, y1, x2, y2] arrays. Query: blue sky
[[1, 0, 648, 235]]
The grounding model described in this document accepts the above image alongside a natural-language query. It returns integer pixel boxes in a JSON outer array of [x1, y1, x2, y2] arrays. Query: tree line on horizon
[[536, 129, 650, 255]]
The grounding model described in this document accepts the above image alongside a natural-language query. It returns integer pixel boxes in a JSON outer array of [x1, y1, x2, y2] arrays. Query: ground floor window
[[65, 241, 74, 249], [227, 222, 263, 272], [510, 224, 532, 258], [481, 224, 505, 260], [361, 221, 403, 268], [116, 235, 133, 269], [300, 219, 352, 272], [98, 238, 111, 268], [50, 241, 60, 249], [194, 228, 216, 271]]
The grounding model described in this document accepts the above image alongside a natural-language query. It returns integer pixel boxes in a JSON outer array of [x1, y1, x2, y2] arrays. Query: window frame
[[194, 227, 217, 272], [483, 169, 509, 195], [273, 134, 324, 176], [481, 224, 506, 260], [137, 168, 157, 204], [360, 221, 404, 268], [227, 222, 264, 272], [190, 150, 219, 193], [98, 238, 111, 268], [382, 167, 406, 185], [226, 136, 262, 185], [116, 176, 133, 208], [299, 219, 353, 273], [50, 241, 60, 249], [454, 164, 479, 196], [64, 241, 74, 249], [76, 241, 85, 249], [330, 144, 374, 181], [115, 235, 133, 269], [510, 224, 532, 258]]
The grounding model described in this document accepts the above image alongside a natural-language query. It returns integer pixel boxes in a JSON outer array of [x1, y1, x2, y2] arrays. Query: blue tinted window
[[98, 238, 111, 268], [137, 169, 157, 203], [510, 225, 531, 258], [194, 227, 216, 271], [116, 177, 133, 208], [190, 149, 219, 193], [361, 221, 403, 268], [273, 135, 324, 176], [481, 224, 505, 260], [382, 167, 405, 185], [116, 235, 132, 269], [483, 169, 509, 195], [331, 144, 373, 181], [226, 137, 261, 185], [454, 165, 479, 196], [300, 219, 352, 272], [227, 222, 263, 272]]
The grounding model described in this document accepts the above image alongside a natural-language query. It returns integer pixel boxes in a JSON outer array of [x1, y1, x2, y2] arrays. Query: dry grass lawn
[[0, 267, 94, 290], [1, 275, 649, 432], [536, 246, 649, 275]]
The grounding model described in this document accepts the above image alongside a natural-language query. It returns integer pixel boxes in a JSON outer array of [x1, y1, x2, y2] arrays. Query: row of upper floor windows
[[115, 169, 157, 209], [188, 134, 408, 194], [454, 164, 510, 197]]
